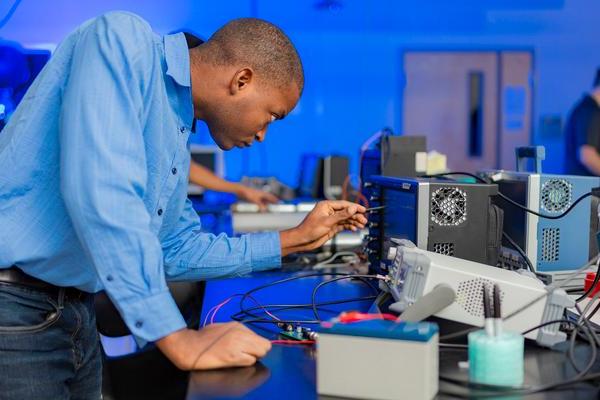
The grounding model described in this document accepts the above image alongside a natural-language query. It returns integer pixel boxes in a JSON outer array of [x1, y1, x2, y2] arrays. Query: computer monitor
[[188, 144, 224, 195], [297, 153, 322, 199]]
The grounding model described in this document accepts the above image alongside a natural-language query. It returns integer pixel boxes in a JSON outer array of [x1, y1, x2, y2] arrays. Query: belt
[[0, 266, 88, 300]]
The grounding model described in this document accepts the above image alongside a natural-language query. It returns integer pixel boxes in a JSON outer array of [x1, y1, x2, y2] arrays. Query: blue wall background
[[2, 0, 598, 185]]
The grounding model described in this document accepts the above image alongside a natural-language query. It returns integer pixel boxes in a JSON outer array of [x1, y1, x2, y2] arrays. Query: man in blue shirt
[[0, 12, 366, 399]]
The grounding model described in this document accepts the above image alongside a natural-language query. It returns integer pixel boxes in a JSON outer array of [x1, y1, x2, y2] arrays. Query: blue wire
[[0, 0, 23, 31]]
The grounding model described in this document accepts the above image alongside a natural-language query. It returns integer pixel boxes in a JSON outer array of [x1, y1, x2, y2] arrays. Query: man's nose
[[255, 129, 267, 142]]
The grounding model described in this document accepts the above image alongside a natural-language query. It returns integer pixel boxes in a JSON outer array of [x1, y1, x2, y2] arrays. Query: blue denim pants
[[0, 282, 102, 399]]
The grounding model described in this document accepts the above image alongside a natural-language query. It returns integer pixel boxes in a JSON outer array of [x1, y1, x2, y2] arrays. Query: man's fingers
[[327, 208, 361, 225], [342, 223, 357, 231], [323, 200, 366, 214], [241, 332, 272, 358], [304, 227, 343, 250], [351, 213, 368, 225], [242, 336, 272, 358], [264, 193, 279, 203], [233, 352, 258, 367], [334, 217, 366, 230]]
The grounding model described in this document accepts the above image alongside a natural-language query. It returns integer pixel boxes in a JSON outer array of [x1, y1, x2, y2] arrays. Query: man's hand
[[156, 322, 272, 370], [235, 185, 279, 211], [279, 200, 367, 256]]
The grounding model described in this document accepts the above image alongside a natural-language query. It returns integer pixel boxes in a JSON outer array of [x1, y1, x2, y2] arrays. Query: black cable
[[237, 272, 370, 311], [423, 171, 593, 220], [441, 289, 557, 341], [230, 295, 378, 323], [568, 323, 586, 373], [438, 371, 600, 398], [234, 296, 383, 326], [233, 272, 381, 326], [443, 316, 580, 343], [235, 317, 321, 325], [499, 191, 592, 220], [567, 303, 599, 376], [0, 0, 22, 30], [232, 295, 377, 319], [421, 171, 487, 183], [502, 231, 535, 272], [439, 343, 468, 349], [311, 275, 385, 321], [521, 318, 578, 335], [586, 301, 600, 321], [439, 324, 599, 398]]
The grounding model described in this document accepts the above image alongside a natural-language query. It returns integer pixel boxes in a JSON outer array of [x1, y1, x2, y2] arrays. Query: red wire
[[210, 297, 233, 325], [341, 175, 351, 201], [355, 191, 370, 208], [271, 340, 316, 345], [336, 311, 398, 323], [204, 294, 281, 327], [341, 174, 370, 209]]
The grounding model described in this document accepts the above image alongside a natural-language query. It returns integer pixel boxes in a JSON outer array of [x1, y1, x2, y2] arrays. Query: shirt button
[[135, 321, 143, 328], [106, 275, 114, 282], [171, 167, 177, 175], [157, 208, 163, 216], [179, 126, 186, 133]]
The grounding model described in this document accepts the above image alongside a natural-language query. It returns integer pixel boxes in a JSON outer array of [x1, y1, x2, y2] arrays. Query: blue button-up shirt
[[0, 12, 281, 342]]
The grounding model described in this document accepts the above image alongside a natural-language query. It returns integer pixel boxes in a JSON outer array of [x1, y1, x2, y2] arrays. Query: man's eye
[[270, 114, 277, 122]]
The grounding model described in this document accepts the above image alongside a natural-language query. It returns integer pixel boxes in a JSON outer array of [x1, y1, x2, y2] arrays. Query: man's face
[[198, 74, 300, 150]]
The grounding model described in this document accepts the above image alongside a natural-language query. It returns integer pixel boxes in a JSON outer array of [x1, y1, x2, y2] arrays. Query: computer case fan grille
[[541, 179, 572, 213], [431, 187, 467, 226]]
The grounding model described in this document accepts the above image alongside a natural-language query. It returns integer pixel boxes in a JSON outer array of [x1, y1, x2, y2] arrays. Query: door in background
[[401, 50, 533, 172]]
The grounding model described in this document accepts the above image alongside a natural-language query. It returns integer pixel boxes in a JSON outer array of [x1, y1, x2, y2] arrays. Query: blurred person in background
[[565, 68, 600, 176], [189, 160, 278, 210]]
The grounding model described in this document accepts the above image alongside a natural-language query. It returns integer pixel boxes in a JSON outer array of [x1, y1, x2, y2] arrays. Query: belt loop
[[57, 287, 65, 310]]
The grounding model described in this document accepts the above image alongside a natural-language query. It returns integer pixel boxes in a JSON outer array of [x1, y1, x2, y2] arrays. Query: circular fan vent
[[541, 179, 572, 213], [431, 187, 467, 226]]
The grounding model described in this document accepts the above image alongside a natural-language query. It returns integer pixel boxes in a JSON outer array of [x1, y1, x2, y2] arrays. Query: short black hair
[[203, 18, 304, 93]]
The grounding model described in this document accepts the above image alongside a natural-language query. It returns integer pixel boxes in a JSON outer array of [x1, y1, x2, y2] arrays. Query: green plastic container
[[468, 329, 525, 387]]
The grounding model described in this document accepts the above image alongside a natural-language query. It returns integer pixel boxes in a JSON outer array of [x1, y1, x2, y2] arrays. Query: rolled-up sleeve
[[160, 198, 281, 281], [59, 13, 185, 342]]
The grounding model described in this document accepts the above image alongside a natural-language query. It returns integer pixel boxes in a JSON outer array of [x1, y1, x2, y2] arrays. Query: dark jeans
[[0, 282, 102, 399]]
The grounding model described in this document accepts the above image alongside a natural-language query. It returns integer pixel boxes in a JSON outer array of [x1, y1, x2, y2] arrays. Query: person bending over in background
[[0, 12, 366, 399], [565, 68, 600, 176], [189, 160, 279, 210]]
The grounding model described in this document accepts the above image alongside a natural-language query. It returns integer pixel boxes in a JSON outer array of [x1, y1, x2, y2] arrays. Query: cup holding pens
[[468, 329, 525, 387]]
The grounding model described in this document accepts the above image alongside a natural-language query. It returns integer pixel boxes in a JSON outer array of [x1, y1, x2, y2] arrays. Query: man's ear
[[230, 68, 254, 95]]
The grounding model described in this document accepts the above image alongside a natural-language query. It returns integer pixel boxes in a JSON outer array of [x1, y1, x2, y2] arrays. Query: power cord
[[0, 0, 22, 30], [501, 231, 535, 272], [311, 274, 387, 320], [230, 295, 378, 324], [229, 272, 380, 326], [422, 171, 593, 220]]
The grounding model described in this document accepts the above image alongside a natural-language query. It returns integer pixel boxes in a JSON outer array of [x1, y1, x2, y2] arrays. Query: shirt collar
[[163, 32, 191, 88]]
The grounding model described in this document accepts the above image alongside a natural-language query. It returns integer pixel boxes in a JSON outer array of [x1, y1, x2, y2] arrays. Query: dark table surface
[[104, 268, 600, 400]]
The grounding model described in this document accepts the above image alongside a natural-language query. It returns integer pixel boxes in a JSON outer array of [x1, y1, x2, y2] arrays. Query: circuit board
[[277, 323, 317, 341], [279, 330, 309, 341]]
